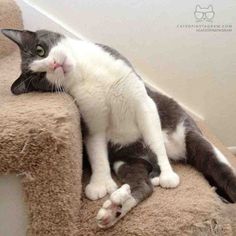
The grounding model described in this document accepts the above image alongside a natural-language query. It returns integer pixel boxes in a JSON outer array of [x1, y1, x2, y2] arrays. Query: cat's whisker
[[58, 77, 65, 93], [53, 77, 68, 104], [12, 74, 34, 92], [64, 97, 77, 111], [25, 75, 35, 91], [51, 80, 54, 93], [54, 77, 77, 110]]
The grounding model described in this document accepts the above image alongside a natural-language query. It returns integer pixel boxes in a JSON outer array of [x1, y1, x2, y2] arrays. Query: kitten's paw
[[150, 177, 160, 186], [85, 178, 118, 200], [159, 171, 180, 188], [97, 184, 136, 228]]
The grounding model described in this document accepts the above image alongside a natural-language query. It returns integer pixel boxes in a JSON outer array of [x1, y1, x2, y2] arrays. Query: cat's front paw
[[85, 178, 118, 200], [159, 171, 180, 188]]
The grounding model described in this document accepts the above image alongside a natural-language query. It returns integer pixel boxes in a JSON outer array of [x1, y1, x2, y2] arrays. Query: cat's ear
[[195, 5, 201, 11], [1, 29, 35, 49], [11, 73, 34, 95], [208, 5, 213, 11]]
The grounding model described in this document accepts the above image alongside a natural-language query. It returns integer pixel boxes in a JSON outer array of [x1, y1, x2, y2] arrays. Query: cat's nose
[[52, 62, 62, 70]]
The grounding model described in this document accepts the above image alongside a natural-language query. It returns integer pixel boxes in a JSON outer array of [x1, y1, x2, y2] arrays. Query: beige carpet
[[0, 1, 236, 235]]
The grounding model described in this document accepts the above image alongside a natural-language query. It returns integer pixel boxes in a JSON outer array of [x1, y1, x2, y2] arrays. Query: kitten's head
[[1, 29, 75, 94]]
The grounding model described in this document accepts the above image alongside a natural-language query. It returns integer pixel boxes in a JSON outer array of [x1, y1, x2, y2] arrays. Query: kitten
[[2, 29, 236, 229]]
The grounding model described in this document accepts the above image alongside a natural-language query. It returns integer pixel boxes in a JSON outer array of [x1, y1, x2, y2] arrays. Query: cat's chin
[[46, 68, 66, 86], [54, 67, 65, 74]]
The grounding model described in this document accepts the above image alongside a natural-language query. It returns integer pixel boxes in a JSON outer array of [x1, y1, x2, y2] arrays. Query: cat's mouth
[[49, 61, 70, 74], [51, 61, 64, 71], [49, 60, 70, 75]]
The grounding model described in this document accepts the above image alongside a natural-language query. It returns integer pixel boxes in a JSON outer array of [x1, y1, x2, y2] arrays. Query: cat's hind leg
[[186, 130, 236, 202], [97, 161, 153, 228]]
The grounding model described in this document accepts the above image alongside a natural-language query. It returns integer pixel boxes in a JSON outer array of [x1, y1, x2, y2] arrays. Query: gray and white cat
[[2, 29, 236, 228]]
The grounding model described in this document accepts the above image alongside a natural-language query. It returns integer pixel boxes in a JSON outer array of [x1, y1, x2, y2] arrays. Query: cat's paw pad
[[150, 177, 160, 186], [96, 184, 132, 228], [159, 171, 180, 188], [97, 200, 121, 228], [85, 178, 118, 200]]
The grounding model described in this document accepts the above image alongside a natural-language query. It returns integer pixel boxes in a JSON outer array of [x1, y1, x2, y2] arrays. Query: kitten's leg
[[136, 96, 179, 188], [85, 133, 117, 200], [186, 130, 236, 202], [97, 161, 153, 228]]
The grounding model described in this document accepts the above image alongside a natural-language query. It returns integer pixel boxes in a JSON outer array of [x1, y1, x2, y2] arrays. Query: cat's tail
[[96, 160, 154, 228], [186, 130, 236, 202]]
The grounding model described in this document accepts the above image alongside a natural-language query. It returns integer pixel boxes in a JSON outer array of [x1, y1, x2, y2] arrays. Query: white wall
[[17, 0, 236, 148]]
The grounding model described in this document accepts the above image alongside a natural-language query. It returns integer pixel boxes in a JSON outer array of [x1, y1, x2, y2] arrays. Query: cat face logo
[[194, 5, 215, 22]]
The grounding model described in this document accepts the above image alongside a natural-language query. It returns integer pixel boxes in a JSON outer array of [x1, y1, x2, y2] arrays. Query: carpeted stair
[[0, 1, 236, 235]]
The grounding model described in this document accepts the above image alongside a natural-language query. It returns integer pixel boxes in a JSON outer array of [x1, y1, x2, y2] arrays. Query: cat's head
[[194, 5, 214, 22], [1, 29, 75, 94]]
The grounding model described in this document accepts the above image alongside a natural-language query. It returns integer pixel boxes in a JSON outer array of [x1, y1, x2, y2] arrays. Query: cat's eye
[[36, 45, 45, 57]]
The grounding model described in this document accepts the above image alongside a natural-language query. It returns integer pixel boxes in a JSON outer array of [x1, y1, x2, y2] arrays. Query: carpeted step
[[0, 0, 23, 58], [0, 1, 83, 234]]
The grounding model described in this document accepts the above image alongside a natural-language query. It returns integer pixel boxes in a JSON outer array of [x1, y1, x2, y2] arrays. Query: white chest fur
[[57, 38, 144, 144], [70, 72, 144, 144]]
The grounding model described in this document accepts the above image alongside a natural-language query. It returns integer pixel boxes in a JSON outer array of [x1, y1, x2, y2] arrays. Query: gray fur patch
[[96, 43, 134, 69]]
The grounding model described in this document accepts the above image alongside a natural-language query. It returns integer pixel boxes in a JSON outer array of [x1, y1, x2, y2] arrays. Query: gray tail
[[186, 130, 236, 203]]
